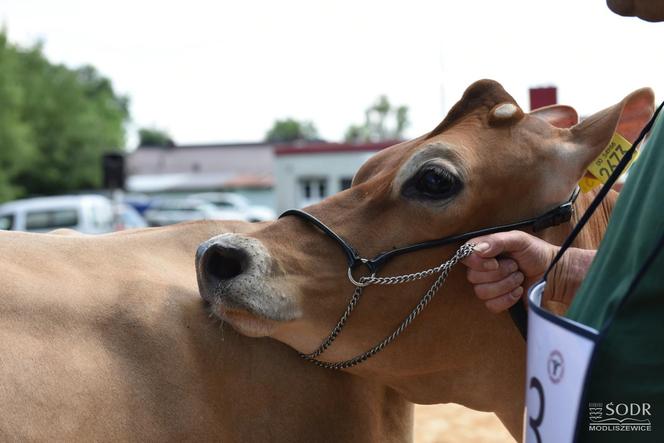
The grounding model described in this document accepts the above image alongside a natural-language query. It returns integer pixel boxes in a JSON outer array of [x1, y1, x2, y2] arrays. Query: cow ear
[[571, 88, 655, 150], [531, 105, 578, 128]]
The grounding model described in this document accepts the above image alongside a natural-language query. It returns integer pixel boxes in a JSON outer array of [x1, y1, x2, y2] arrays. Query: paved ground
[[414, 404, 516, 443]]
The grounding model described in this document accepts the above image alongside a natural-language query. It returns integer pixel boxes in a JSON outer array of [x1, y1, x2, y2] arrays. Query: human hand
[[462, 231, 558, 313]]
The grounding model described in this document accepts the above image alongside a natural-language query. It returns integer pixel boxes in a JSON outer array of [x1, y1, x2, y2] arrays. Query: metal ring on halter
[[347, 259, 375, 287]]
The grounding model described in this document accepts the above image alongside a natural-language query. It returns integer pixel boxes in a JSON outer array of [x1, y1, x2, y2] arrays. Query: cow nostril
[[205, 246, 248, 282]]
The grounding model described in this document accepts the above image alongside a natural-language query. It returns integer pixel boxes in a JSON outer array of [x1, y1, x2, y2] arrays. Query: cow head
[[196, 80, 653, 431]]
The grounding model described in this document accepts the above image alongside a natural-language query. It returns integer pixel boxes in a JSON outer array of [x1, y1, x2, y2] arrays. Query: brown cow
[[0, 222, 412, 442], [197, 80, 655, 439]]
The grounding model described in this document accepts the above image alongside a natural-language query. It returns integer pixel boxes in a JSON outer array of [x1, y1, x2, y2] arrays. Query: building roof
[[126, 172, 273, 193], [127, 140, 400, 193], [137, 141, 271, 150], [275, 140, 398, 156]]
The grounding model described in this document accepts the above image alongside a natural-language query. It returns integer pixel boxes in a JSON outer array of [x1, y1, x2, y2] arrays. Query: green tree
[[138, 127, 175, 147], [344, 95, 409, 143], [0, 33, 35, 201], [265, 118, 319, 143], [0, 31, 129, 202]]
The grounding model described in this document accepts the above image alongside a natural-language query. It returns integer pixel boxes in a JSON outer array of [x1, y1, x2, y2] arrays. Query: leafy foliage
[[138, 127, 175, 147], [345, 95, 409, 143], [0, 31, 129, 202], [265, 118, 319, 143]]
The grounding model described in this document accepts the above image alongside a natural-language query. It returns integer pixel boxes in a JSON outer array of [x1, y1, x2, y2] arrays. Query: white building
[[274, 141, 396, 213]]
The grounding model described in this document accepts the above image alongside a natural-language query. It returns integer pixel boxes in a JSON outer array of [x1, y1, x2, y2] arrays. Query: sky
[[2, 0, 663, 149]]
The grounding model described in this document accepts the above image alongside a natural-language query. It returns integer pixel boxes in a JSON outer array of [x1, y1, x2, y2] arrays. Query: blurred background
[[0, 0, 662, 234]]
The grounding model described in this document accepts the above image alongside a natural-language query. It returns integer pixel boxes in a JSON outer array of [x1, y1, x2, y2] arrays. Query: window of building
[[298, 177, 328, 207]]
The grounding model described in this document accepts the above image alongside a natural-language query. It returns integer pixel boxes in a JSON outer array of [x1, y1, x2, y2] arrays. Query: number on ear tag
[[578, 132, 638, 193]]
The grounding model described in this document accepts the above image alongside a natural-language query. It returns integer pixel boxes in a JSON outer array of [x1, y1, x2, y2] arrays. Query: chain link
[[300, 243, 475, 369]]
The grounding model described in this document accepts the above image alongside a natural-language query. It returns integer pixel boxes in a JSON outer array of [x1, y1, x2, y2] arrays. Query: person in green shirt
[[461, 2, 664, 441]]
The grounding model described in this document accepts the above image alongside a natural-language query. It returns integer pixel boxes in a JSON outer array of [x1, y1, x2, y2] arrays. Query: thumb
[[469, 231, 535, 259]]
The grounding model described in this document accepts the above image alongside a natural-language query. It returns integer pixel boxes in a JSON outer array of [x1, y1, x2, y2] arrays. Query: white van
[[0, 195, 115, 234]]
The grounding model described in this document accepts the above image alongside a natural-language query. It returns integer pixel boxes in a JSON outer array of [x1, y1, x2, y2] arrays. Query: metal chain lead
[[302, 285, 364, 359], [300, 243, 475, 369]]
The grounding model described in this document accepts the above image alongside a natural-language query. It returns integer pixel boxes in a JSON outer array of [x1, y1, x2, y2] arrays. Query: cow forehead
[[355, 117, 527, 190], [352, 138, 418, 186]]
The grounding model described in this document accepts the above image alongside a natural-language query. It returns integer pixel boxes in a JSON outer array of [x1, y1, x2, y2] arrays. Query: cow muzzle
[[196, 233, 300, 337]]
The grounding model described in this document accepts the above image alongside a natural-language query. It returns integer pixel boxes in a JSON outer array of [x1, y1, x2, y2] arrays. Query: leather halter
[[282, 187, 579, 276], [280, 185, 580, 343]]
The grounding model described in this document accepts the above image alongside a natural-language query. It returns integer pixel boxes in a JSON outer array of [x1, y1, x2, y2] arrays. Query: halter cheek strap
[[366, 187, 579, 271], [280, 209, 366, 270], [280, 186, 579, 276]]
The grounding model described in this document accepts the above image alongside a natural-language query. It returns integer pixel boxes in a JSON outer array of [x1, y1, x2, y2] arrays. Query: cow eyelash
[[402, 165, 462, 201]]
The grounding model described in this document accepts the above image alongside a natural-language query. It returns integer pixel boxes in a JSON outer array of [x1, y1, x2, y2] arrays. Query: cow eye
[[404, 166, 461, 200]]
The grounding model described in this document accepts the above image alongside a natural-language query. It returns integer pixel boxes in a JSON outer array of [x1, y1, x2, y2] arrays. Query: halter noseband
[[279, 186, 580, 369]]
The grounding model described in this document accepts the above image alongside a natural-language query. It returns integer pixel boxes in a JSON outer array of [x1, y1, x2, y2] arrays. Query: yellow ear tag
[[579, 176, 603, 193], [578, 132, 637, 193]]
